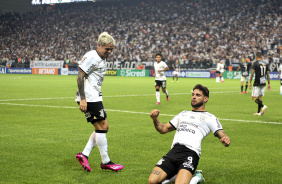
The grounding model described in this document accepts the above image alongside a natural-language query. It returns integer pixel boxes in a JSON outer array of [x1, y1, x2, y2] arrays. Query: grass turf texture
[[0, 74, 281, 184]]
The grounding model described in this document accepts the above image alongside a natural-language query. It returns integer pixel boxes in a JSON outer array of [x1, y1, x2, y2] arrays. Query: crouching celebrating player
[[148, 84, 230, 184]]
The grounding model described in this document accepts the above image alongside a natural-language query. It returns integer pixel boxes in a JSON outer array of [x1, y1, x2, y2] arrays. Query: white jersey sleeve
[[79, 51, 99, 74]]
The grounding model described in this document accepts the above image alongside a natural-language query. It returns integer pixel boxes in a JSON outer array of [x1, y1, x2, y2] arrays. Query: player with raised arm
[[249, 52, 271, 116], [75, 32, 123, 172], [148, 84, 230, 184], [216, 60, 224, 83], [172, 59, 180, 82], [235, 58, 252, 94], [154, 54, 169, 105]]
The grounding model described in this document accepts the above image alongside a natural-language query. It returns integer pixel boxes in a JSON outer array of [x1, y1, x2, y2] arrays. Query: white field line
[[0, 88, 278, 102], [0, 91, 244, 102], [0, 102, 281, 125]]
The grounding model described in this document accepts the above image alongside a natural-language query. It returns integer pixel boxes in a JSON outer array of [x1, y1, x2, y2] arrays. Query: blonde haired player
[[75, 32, 123, 172]]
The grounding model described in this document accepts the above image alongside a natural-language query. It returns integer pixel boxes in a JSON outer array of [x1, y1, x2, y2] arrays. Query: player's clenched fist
[[220, 135, 231, 147], [150, 109, 160, 120]]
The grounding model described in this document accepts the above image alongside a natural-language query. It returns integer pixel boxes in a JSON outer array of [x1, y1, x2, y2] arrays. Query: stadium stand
[[0, 0, 281, 69]]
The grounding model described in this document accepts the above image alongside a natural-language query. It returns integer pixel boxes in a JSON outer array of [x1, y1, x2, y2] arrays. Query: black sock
[[245, 85, 248, 92], [241, 86, 243, 92], [255, 99, 264, 113]]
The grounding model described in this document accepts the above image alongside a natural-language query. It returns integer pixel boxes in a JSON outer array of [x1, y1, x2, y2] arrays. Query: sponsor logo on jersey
[[199, 115, 207, 122], [177, 124, 195, 134]]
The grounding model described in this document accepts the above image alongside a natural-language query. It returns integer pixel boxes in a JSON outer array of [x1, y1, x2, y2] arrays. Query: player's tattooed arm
[[77, 68, 86, 100], [150, 109, 175, 134], [215, 130, 230, 147]]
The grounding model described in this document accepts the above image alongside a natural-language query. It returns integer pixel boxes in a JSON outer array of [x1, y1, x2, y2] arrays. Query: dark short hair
[[193, 84, 209, 97], [155, 53, 162, 58], [256, 52, 262, 58]]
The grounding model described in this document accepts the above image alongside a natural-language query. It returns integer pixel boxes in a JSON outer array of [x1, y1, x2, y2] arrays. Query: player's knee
[[156, 88, 160, 92], [148, 177, 159, 184], [94, 119, 109, 131]]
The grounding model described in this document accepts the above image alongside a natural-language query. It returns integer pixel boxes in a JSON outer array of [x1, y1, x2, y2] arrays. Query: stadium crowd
[[0, 0, 281, 69]]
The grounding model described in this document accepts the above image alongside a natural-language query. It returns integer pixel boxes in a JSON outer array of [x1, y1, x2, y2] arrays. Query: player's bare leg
[[156, 86, 161, 104], [148, 167, 168, 184]]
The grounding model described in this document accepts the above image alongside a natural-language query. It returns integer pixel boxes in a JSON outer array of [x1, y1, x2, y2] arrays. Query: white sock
[[221, 77, 224, 81], [96, 132, 110, 164], [280, 86, 282, 93], [216, 77, 219, 82], [82, 131, 96, 157], [164, 90, 169, 96], [156, 91, 160, 102], [189, 176, 200, 184]]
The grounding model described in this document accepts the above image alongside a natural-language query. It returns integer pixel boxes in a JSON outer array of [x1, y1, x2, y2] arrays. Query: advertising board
[[30, 61, 64, 68], [117, 69, 149, 77], [6, 68, 32, 74], [32, 68, 58, 75]]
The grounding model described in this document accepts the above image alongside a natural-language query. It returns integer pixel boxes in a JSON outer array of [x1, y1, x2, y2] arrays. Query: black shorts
[[77, 101, 107, 124], [216, 71, 220, 74], [155, 80, 166, 88], [155, 144, 199, 179]]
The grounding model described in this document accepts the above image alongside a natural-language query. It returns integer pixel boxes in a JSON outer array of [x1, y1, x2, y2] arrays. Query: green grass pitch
[[0, 74, 281, 184]]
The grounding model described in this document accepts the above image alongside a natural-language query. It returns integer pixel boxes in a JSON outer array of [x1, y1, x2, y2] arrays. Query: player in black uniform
[[235, 57, 252, 94], [249, 52, 271, 116]]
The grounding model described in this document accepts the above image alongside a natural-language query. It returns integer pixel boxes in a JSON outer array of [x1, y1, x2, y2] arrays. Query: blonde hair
[[98, 32, 116, 46]]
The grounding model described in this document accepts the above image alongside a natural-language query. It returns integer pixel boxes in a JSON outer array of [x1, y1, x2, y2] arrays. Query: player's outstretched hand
[[150, 109, 160, 120]]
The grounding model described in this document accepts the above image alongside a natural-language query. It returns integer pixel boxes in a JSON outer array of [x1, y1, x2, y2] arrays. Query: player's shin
[[82, 131, 97, 157], [156, 89, 160, 102], [95, 130, 110, 164]]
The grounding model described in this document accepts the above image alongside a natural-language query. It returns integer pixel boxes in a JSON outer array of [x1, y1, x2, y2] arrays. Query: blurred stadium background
[[0, 0, 281, 72]]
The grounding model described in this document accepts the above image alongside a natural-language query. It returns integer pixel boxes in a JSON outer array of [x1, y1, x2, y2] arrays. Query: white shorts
[[241, 76, 250, 82], [252, 86, 266, 97], [173, 71, 179, 76]]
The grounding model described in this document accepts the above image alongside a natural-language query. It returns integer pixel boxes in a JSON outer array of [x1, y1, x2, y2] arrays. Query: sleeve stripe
[[214, 129, 223, 136], [169, 121, 176, 130]]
